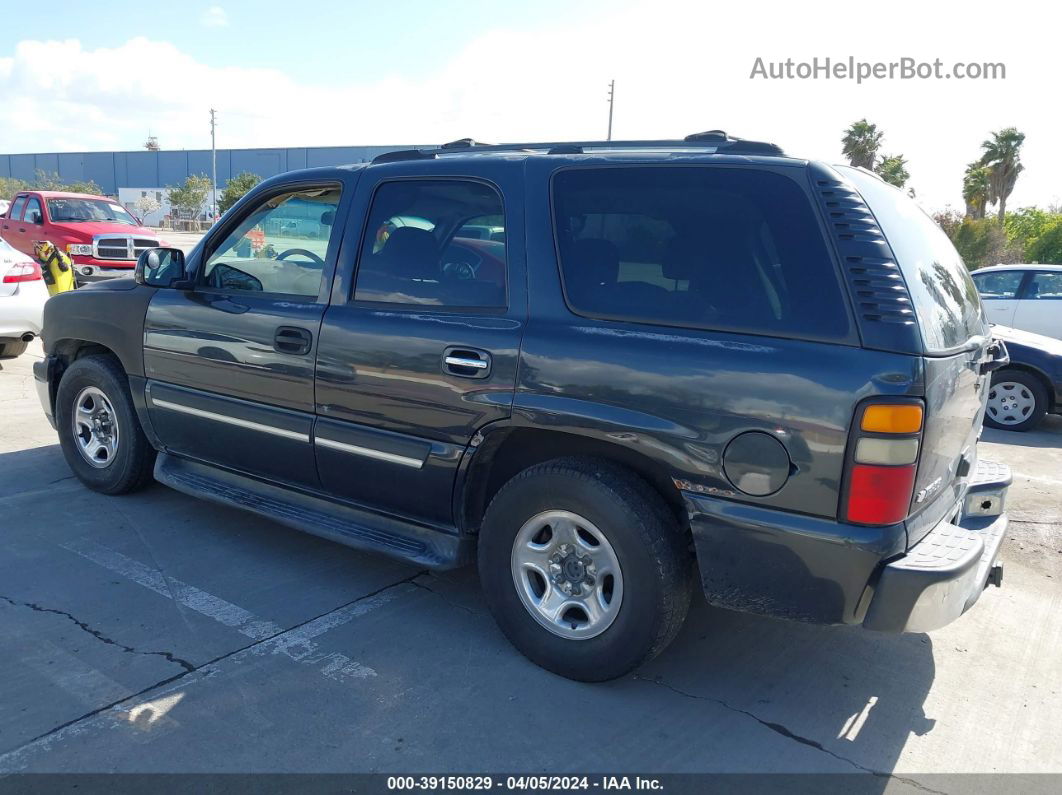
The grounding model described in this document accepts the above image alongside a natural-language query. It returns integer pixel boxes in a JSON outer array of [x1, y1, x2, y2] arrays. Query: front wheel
[[984, 369, 1048, 432], [478, 457, 692, 682], [56, 355, 157, 494]]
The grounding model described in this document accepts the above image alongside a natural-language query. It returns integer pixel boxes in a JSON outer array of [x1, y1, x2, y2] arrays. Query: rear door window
[[551, 166, 851, 341], [841, 167, 988, 352], [1024, 271, 1062, 299], [354, 180, 507, 308]]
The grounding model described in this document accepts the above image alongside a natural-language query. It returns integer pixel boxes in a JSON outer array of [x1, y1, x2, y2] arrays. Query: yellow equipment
[[33, 241, 76, 296]]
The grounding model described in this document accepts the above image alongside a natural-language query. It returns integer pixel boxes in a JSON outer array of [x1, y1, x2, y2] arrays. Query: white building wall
[[116, 188, 171, 227]]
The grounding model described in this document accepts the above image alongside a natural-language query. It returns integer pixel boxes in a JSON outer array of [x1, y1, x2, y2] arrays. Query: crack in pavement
[[633, 675, 947, 794], [410, 575, 479, 615], [0, 594, 195, 673], [0, 571, 427, 764]]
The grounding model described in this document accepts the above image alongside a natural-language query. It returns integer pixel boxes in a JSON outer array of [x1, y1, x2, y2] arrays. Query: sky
[[0, 0, 1059, 212]]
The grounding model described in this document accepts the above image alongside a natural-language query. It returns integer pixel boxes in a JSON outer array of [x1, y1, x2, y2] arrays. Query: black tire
[[478, 457, 693, 682], [0, 340, 29, 359], [984, 369, 1048, 432], [55, 354, 156, 494]]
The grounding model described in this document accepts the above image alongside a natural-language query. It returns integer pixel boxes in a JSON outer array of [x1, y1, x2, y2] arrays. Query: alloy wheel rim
[[986, 381, 1036, 426], [510, 510, 623, 640], [72, 386, 120, 468]]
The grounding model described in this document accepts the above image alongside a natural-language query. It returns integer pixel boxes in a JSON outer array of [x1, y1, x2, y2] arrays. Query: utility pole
[[209, 108, 217, 220], [607, 80, 615, 141]]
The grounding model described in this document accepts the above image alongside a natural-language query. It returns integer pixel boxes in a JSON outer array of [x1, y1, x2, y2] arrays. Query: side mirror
[[135, 247, 189, 288]]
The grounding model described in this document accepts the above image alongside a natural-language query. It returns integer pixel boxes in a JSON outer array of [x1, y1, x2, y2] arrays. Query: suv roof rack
[[371, 132, 785, 164]]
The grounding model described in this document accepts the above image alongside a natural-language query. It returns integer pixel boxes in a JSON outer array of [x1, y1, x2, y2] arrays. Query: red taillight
[[2, 262, 43, 283], [846, 464, 918, 525], [843, 400, 924, 526]]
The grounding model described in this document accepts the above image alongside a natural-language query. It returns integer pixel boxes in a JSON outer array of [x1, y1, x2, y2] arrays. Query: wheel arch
[[454, 424, 689, 536]]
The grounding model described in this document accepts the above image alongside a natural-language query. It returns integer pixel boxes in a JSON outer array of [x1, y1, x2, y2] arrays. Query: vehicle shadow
[[0, 443, 78, 498], [0, 442, 937, 779], [622, 590, 937, 777]]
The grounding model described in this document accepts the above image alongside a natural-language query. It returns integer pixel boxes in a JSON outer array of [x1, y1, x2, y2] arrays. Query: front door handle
[[274, 326, 312, 355], [443, 347, 492, 378]]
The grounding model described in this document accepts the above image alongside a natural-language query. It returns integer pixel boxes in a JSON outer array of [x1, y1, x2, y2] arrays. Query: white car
[[0, 199, 9, 217], [0, 235, 48, 359], [972, 264, 1062, 341]]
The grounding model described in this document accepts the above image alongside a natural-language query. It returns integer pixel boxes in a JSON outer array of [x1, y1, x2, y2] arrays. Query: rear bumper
[[0, 281, 48, 339], [862, 459, 1011, 632]]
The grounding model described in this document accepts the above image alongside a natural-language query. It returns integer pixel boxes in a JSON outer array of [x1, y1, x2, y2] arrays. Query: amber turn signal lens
[[861, 404, 923, 434]]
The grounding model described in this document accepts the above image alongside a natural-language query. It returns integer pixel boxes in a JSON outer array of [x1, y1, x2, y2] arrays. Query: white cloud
[[0, 0, 1058, 212], [200, 6, 228, 28]]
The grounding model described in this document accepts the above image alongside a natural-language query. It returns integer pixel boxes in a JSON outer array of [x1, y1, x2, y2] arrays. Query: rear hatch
[[840, 167, 993, 544]]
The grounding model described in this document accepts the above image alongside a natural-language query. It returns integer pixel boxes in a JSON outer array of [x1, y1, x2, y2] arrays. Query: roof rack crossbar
[[371, 133, 784, 163]]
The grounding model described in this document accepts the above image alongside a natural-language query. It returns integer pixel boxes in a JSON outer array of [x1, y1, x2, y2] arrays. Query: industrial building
[[0, 144, 416, 223]]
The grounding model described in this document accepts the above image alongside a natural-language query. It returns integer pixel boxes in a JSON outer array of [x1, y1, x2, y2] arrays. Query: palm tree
[[841, 119, 884, 169], [875, 154, 910, 188], [979, 127, 1025, 224], [962, 162, 991, 219]]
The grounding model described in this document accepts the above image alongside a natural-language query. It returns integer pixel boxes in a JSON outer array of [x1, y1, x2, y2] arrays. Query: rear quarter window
[[841, 167, 988, 352], [551, 166, 851, 341]]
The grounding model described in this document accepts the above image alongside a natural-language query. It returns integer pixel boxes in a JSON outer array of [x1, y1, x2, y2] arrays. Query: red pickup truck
[[1, 191, 164, 282]]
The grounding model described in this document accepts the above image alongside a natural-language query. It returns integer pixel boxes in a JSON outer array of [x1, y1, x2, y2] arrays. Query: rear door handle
[[274, 325, 313, 355], [443, 347, 492, 378]]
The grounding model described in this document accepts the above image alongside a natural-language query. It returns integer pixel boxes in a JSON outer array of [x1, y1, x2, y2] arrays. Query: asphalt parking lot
[[1, 342, 1060, 782]]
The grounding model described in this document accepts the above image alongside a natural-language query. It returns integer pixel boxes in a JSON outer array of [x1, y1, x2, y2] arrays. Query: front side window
[[46, 198, 137, 225], [354, 180, 506, 308], [23, 198, 43, 224], [1025, 271, 1062, 300], [972, 270, 1024, 299], [202, 186, 341, 298], [552, 166, 850, 340]]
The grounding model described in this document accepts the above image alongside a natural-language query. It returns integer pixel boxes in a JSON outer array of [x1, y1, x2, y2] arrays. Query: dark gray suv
[[34, 133, 1012, 681]]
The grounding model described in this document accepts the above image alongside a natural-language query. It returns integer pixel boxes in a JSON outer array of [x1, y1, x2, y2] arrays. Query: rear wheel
[[0, 341, 28, 359], [478, 457, 692, 682], [56, 355, 156, 494], [984, 369, 1048, 432]]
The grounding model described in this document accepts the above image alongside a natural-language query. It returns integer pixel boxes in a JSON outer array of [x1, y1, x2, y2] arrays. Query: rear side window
[[354, 180, 506, 308], [552, 167, 850, 340], [1026, 271, 1062, 300], [972, 270, 1023, 299], [842, 167, 988, 352], [9, 195, 27, 221]]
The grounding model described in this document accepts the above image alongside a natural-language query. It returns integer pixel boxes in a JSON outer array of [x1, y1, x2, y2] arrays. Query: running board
[[154, 453, 473, 569]]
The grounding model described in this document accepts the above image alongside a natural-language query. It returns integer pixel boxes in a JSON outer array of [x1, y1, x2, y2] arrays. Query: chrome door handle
[[444, 356, 488, 370], [443, 347, 492, 378]]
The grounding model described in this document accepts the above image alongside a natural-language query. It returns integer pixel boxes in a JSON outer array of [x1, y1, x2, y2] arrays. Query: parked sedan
[[972, 264, 1062, 341], [984, 324, 1062, 431], [0, 235, 48, 358]]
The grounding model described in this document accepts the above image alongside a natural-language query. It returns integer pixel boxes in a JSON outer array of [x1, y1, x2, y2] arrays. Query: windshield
[[47, 198, 138, 225]]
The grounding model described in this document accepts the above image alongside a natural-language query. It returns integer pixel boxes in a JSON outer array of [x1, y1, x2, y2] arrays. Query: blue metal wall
[[0, 145, 418, 194]]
